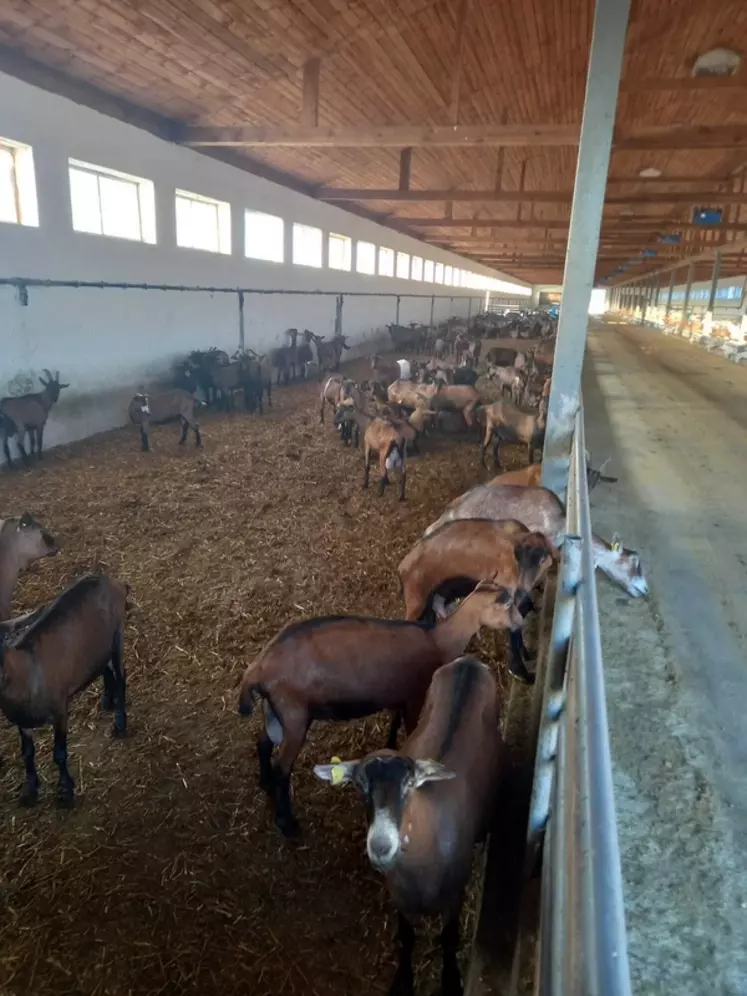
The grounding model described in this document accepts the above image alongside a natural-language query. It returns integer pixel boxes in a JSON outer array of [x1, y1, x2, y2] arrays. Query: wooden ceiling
[[2, 0, 747, 285]]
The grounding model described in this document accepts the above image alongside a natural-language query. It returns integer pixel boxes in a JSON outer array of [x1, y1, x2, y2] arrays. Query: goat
[[239, 351, 272, 414], [313, 333, 350, 374], [480, 399, 547, 468], [128, 389, 203, 451], [237, 584, 522, 835], [210, 359, 244, 411], [387, 379, 438, 411], [466, 338, 481, 368], [491, 457, 617, 492], [431, 384, 482, 429], [487, 364, 524, 404], [425, 483, 649, 597], [269, 329, 299, 385], [334, 403, 412, 497], [370, 354, 400, 391], [0, 572, 128, 807], [296, 329, 316, 378], [398, 519, 556, 682], [0, 513, 59, 620], [184, 348, 230, 405], [0, 370, 69, 466], [314, 656, 503, 996], [486, 346, 526, 368]]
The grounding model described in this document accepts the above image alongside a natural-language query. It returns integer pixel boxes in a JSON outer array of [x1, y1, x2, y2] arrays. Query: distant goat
[[0, 370, 69, 466], [128, 389, 204, 451]]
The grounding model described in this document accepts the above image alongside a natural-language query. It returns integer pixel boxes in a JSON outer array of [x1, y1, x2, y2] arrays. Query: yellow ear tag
[[611, 542, 621, 552], [330, 756, 346, 785]]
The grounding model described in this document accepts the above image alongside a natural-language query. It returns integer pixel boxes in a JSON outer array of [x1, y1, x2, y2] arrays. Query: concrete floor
[[584, 320, 747, 996]]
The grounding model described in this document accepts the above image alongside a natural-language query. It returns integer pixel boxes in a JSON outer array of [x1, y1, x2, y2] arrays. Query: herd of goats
[[0, 307, 649, 996]]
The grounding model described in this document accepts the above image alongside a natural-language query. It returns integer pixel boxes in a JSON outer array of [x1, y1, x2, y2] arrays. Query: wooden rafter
[[398, 148, 412, 191], [397, 217, 747, 229], [316, 188, 747, 204], [301, 58, 320, 127], [448, 0, 471, 126]]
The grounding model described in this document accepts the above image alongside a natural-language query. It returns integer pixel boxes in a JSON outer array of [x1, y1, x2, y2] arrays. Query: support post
[[679, 261, 694, 334], [238, 290, 245, 351], [430, 294, 435, 328], [541, 0, 632, 501], [398, 147, 412, 191], [707, 250, 722, 313], [395, 294, 401, 325], [665, 270, 675, 317]]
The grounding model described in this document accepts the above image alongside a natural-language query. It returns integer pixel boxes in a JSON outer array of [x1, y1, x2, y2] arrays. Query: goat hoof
[[18, 787, 39, 808], [389, 969, 415, 996], [111, 722, 127, 739], [100, 693, 115, 711], [276, 813, 301, 838], [55, 789, 75, 809]]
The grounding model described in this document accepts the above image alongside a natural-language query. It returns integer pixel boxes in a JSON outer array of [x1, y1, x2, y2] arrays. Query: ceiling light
[[691, 48, 741, 77], [620, 210, 635, 218], [638, 167, 662, 178]]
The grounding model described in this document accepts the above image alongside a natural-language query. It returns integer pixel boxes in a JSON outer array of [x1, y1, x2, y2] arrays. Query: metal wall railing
[[529, 405, 632, 996]]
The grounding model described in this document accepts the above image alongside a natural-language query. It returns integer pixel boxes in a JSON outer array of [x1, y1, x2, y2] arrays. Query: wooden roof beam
[[301, 58, 320, 127], [619, 74, 747, 93], [317, 188, 747, 204], [181, 124, 747, 149], [401, 217, 747, 229], [448, 0, 471, 126], [398, 148, 412, 191]]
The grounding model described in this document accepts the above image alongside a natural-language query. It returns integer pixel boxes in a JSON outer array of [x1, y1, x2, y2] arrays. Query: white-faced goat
[[237, 584, 522, 835], [0, 572, 128, 807], [315, 656, 504, 996], [128, 388, 204, 451], [0, 370, 69, 466], [425, 483, 648, 597], [0, 513, 59, 620], [398, 518, 556, 682]]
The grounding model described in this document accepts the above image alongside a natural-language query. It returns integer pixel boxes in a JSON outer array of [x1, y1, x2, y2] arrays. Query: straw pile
[[0, 360, 526, 996]]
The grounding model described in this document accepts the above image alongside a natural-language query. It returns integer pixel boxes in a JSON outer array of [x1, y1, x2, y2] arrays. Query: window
[[435, 262, 444, 284], [69, 159, 155, 243], [356, 240, 376, 275], [379, 246, 394, 277], [293, 223, 323, 267], [329, 232, 352, 271], [175, 189, 230, 254], [0, 138, 38, 227], [245, 210, 284, 262], [444, 265, 453, 286], [423, 260, 435, 283], [411, 256, 423, 281], [396, 251, 410, 279]]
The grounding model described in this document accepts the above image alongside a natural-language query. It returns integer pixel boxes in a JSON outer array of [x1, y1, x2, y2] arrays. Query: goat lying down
[[425, 483, 648, 598], [315, 656, 503, 996]]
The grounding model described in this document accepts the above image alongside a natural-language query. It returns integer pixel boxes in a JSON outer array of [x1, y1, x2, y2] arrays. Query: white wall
[[0, 71, 529, 450]]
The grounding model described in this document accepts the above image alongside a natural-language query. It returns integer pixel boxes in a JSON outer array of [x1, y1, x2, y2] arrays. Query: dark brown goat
[[237, 584, 522, 834], [313, 333, 350, 374], [0, 513, 58, 620], [0, 370, 69, 466], [0, 572, 128, 807], [269, 328, 300, 385], [128, 389, 204, 451], [314, 656, 504, 996]]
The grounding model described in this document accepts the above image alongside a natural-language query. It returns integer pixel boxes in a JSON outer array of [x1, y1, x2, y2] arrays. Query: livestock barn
[[1, 1, 747, 995]]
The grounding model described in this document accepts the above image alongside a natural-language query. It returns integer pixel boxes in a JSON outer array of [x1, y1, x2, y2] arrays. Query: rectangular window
[[444, 265, 453, 286], [435, 262, 444, 284], [411, 256, 423, 281], [293, 223, 323, 267], [396, 251, 410, 279], [356, 240, 376, 275], [176, 189, 230, 254], [329, 232, 352, 271], [423, 260, 435, 283], [379, 246, 394, 277], [245, 209, 284, 262], [0, 138, 38, 227], [69, 159, 155, 243]]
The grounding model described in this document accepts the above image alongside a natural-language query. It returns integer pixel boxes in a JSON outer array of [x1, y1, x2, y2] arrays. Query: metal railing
[[528, 405, 632, 996]]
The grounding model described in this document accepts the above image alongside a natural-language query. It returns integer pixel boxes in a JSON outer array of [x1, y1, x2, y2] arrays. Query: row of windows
[[668, 284, 744, 303], [1, 135, 530, 296]]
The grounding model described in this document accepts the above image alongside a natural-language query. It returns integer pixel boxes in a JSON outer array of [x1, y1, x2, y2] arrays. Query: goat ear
[[18, 511, 33, 529], [412, 760, 456, 788], [610, 532, 622, 552], [59, 383, 70, 389], [314, 760, 357, 786]]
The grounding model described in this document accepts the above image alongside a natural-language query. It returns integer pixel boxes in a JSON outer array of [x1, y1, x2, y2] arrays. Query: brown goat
[[363, 416, 410, 499], [387, 379, 438, 410], [491, 457, 617, 493], [314, 656, 503, 996], [431, 384, 482, 428], [128, 389, 204, 451], [425, 483, 649, 598], [0, 370, 69, 466], [398, 518, 556, 682], [237, 583, 522, 834], [0, 513, 59, 620], [0, 572, 128, 807], [480, 399, 547, 468]]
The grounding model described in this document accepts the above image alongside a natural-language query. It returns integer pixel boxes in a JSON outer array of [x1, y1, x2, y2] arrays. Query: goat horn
[[42, 368, 53, 382]]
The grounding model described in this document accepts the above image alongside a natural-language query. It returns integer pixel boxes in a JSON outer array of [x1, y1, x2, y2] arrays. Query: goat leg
[[270, 708, 308, 837], [193, 422, 202, 448], [2, 434, 13, 468], [389, 914, 415, 996], [110, 628, 127, 737], [508, 629, 535, 685], [18, 728, 39, 806], [438, 913, 463, 996], [35, 425, 44, 459], [53, 720, 75, 808], [16, 433, 29, 464], [101, 665, 116, 711]]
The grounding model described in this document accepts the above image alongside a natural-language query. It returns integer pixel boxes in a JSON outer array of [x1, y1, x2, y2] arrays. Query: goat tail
[[238, 680, 265, 717]]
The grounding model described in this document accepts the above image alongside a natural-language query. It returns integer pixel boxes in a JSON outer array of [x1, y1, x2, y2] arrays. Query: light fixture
[[620, 209, 635, 218], [691, 48, 742, 77], [638, 167, 662, 178]]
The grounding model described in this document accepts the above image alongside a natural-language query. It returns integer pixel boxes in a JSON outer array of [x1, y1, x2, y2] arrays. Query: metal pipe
[[395, 294, 401, 324], [238, 290, 245, 351], [541, 0, 632, 501], [430, 294, 436, 328], [679, 261, 695, 333], [707, 250, 722, 313], [665, 270, 675, 316]]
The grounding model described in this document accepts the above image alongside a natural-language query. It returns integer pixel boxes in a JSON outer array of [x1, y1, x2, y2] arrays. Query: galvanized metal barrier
[[528, 405, 632, 996]]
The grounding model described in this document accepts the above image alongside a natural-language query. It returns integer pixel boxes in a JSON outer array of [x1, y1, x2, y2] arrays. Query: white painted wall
[[0, 71, 529, 451]]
